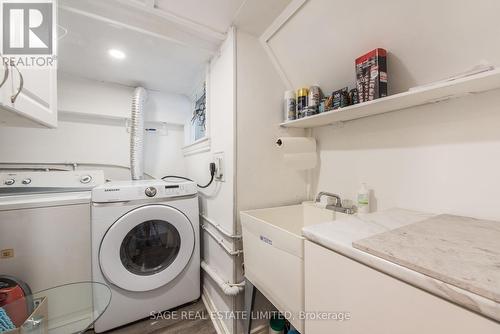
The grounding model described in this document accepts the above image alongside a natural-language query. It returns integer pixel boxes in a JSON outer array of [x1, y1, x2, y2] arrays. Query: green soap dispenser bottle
[[357, 183, 370, 214]]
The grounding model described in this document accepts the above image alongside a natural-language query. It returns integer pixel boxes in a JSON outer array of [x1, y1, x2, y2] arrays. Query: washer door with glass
[[99, 204, 195, 292]]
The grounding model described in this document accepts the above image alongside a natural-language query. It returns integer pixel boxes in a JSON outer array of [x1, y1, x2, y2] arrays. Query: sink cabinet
[[304, 240, 500, 334]]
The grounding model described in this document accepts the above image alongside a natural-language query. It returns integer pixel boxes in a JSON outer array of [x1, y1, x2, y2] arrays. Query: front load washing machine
[[91, 180, 200, 332]]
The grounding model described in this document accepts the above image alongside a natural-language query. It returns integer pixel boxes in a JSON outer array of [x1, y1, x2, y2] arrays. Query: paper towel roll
[[276, 137, 316, 154], [276, 137, 317, 170], [283, 152, 317, 170]]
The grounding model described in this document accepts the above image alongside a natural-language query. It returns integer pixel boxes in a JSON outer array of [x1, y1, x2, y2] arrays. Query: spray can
[[308, 84, 321, 108], [284, 90, 296, 121], [296, 88, 309, 119]]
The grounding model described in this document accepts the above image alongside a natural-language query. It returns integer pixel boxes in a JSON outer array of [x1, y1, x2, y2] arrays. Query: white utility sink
[[240, 202, 335, 332]]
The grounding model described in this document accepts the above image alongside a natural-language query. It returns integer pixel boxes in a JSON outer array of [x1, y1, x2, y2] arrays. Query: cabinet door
[[304, 241, 500, 334], [8, 64, 57, 128], [0, 1, 58, 129], [0, 58, 12, 107]]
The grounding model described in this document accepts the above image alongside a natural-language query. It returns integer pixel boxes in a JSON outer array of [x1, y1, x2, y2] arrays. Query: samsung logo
[[260, 235, 272, 246], [104, 188, 120, 192]]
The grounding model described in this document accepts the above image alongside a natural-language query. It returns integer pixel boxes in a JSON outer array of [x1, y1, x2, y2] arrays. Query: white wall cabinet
[[0, 63, 57, 128], [0, 61, 10, 110], [304, 241, 500, 334]]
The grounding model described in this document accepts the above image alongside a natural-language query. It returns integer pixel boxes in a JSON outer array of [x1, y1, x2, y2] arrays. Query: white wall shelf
[[59, 110, 184, 130], [59, 110, 128, 126], [280, 69, 500, 129]]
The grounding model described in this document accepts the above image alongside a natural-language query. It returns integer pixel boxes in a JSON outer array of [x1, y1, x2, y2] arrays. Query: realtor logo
[[2, 1, 53, 55]]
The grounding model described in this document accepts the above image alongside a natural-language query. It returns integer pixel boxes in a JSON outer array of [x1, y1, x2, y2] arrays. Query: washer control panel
[[92, 180, 197, 203], [0, 170, 105, 195]]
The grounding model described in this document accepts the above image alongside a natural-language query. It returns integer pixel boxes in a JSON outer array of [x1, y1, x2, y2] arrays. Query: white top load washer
[[91, 179, 200, 333], [0, 170, 105, 292]]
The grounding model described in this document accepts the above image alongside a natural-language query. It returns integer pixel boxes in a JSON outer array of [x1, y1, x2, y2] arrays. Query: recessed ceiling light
[[108, 49, 126, 60]]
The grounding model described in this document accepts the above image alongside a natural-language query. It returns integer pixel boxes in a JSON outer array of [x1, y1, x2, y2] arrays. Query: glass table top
[[1, 282, 111, 334]]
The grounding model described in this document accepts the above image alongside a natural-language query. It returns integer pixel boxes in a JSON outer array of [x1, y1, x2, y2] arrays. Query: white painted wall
[[189, 28, 312, 334], [59, 73, 191, 124], [268, 0, 500, 94], [58, 73, 132, 119], [191, 25, 324, 334], [235, 30, 309, 332], [313, 90, 500, 221], [0, 73, 191, 180], [264, 0, 500, 222], [184, 29, 237, 334], [236, 30, 307, 212]]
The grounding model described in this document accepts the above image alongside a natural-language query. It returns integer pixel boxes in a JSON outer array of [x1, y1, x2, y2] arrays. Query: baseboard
[[202, 288, 231, 334], [201, 288, 269, 334]]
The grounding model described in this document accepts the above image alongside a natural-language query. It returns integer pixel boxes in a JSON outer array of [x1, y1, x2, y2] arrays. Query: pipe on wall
[[201, 224, 244, 256], [201, 261, 245, 296], [200, 214, 242, 239], [130, 87, 148, 180]]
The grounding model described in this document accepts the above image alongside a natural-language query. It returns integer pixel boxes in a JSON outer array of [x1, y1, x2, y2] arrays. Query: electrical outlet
[[213, 152, 225, 182]]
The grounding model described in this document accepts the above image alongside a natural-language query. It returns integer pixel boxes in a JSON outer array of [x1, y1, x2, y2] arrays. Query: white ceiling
[[154, 0, 246, 34], [233, 0, 292, 36], [57, 0, 291, 95], [131, 0, 291, 36], [58, 8, 212, 95]]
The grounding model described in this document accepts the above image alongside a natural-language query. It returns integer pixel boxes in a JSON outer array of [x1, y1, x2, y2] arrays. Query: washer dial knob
[[80, 175, 92, 184], [22, 178, 32, 185], [145, 187, 157, 197], [4, 179, 15, 186]]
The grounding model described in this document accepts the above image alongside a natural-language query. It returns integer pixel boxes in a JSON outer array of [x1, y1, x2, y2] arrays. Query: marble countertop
[[302, 208, 500, 323]]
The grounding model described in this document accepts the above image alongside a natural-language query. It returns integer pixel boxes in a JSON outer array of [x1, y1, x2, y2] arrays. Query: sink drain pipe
[[201, 261, 245, 296]]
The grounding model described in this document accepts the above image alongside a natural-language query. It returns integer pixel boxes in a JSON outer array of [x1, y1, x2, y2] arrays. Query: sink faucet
[[316, 192, 342, 207], [315, 191, 356, 215]]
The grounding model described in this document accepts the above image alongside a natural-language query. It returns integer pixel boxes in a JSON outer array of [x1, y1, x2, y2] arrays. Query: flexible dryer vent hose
[[130, 87, 148, 180]]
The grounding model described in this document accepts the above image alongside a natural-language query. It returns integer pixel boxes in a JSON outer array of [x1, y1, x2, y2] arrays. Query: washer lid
[[99, 204, 195, 292], [0, 192, 90, 211]]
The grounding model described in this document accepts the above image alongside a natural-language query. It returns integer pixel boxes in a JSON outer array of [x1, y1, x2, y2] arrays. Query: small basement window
[[191, 83, 207, 141], [183, 81, 210, 156]]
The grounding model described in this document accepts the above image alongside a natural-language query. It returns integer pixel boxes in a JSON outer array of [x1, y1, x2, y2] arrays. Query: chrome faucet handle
[[315, 191, 342, 207]]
